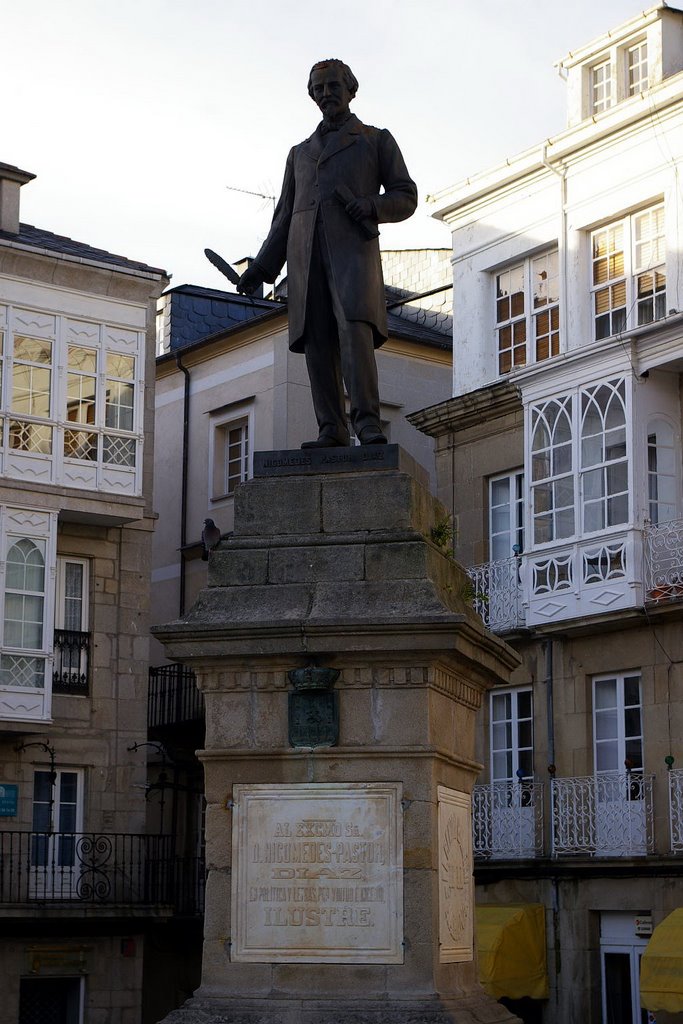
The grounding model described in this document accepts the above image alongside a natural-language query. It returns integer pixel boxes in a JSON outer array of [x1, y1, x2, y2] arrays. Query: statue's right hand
[[237, 265, 264, 295]]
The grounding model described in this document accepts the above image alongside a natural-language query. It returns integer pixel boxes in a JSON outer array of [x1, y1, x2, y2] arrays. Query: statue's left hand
[[345, 196, 374, 222]]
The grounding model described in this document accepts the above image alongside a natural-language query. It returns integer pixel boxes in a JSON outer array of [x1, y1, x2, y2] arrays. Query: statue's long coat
[[253, 114, 417, 353]]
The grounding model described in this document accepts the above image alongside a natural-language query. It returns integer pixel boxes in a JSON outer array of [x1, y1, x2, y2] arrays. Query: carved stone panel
[[231, 782, 403, 963], [437, 785, 474, 963]]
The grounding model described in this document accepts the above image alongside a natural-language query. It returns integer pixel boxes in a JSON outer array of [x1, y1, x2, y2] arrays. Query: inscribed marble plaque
[[437, 785, 474, 963], [231, 782, 403, 963]]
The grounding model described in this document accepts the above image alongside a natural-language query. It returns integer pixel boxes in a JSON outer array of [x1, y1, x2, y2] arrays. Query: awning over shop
[[475, 903, 549, 1001], [640, 908, 683, 1013]]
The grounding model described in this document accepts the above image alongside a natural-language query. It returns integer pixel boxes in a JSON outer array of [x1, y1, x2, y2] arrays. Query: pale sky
[[4, 0, 647, 289]]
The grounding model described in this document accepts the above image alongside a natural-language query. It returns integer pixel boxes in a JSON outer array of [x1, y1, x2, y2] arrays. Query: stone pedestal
[[153, 447, 520, 1024]]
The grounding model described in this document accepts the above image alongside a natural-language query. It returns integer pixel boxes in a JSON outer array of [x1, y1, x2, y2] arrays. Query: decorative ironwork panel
[[669, 768, 683, 853], [552, 773, 654, 856], [52, 630, 90, 696], [644, 517, 683, 602], [148, 664, 203, 729], [0, 831, 203, 914], [467, 557, 525, 632], [472, 781, 544, 859]]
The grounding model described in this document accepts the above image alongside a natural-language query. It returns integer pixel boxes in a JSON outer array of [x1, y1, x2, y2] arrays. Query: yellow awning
[[475, 903, 549, 1001], [640, 908, 683, 1013]]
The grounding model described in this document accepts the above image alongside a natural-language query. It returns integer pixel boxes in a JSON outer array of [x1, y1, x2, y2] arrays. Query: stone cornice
[[407, 380, 521, 437]]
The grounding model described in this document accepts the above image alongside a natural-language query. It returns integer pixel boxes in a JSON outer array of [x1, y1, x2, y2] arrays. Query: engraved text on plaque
[[231, 782, 403, 963]]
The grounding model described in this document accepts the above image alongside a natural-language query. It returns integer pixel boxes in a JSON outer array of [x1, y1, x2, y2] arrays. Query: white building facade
[[411, 5, 683, 1023]]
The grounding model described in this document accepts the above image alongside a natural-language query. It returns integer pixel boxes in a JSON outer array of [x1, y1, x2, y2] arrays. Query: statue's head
[[308, 59, 358, 121], [307, 59, 358, 100]]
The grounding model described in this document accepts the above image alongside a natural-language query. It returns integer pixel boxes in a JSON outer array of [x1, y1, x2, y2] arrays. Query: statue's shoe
[[300, 436, 349, 449], [357, 427, 388, 445]]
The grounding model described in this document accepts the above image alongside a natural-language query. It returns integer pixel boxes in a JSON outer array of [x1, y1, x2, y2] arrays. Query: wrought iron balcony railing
[[644, 516, 683, 603], [473, 781, 544, 859], [148, 664, 203, 731], [0, 831, 204, 913], [551, 772, 654, 857], [52, 630, 90, 696], [668, 768, 683, 853], [467, 557, 525, 633]]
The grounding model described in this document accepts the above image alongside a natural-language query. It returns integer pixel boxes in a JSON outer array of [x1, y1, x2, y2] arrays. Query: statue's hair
[[308, 59, 358, 99]]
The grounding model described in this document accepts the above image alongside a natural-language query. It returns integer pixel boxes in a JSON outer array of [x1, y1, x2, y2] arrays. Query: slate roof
[[158, 282, 451, 357], [0, 223, 167, 276], [160, 283, 279, 351]]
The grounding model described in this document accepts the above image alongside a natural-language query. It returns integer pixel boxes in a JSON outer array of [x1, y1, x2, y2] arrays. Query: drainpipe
[[543, 636, 561, 1004], [544, 637, 555, 767], [175, 354, 191, 617]]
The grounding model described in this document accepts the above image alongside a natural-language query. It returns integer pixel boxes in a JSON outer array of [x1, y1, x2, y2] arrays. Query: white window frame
[[490, 687, 534, 783], [0, 506, 57, 720], [55, 557, 90, 633], [0, 307, 144, 495], [584, 37, 650, 119], [626, 38, 648, 95], [494, 250, 560, 375], [528, 376, 631, 548], [31, 767, 85, 898], [591, 58, 613, 113], [488, 470, 525, 561], [600, 912, 649, 1024], [647, 417, 678, 525], [593, 672, 643, 776], [209, 404, 253, 504], [591, 204, 666, 341]]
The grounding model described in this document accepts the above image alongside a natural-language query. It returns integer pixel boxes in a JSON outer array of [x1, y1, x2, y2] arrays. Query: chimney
[[233, 256, 264, 299], [0, 162, 36, 235]]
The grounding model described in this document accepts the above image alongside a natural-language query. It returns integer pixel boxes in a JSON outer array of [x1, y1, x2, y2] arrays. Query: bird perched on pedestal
[[201, 518, 222, 561]]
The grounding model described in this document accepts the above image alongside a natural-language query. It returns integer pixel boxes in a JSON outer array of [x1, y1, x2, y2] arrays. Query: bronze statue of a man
[[237, 59, 417, 448]]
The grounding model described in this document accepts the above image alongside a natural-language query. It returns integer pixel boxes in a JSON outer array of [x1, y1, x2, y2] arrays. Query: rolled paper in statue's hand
[[334, 185, 380, 239]]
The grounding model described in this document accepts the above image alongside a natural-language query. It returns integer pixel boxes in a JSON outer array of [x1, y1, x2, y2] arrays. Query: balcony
[[551, 772, 654, 856], [472, 781, 544, 859], [0, 831, 204, 915], [468, 529, 648, 633], [148, 664, 203, 732], [471, 772, 683, 860], [52, 630, 90, 696], [467, 557, 525, 632], [644, 516, 683, 603]]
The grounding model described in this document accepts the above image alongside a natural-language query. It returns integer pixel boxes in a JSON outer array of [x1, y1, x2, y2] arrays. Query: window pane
[[550, 441, 569, 475], [0, 654, 45, 687], [106, 354, 135, 379], [624, 676, 641, 706], [607, 493, 628, 526], [68, 346, 97, 373], [12, 366, 51, 416], [518, 720, 532, 748], [491, 692, 511, 720], [595, 708, 619, 741], [492, 751, 512, 781], [14, 337, 52, 363], [492, 722, 511, 750], [105, 382, 134, 430], [595, 679, 617, 709], [517, 690, 532, 718]]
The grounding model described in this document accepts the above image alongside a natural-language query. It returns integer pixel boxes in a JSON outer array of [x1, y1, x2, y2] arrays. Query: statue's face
[[310, 65, 352, 121]]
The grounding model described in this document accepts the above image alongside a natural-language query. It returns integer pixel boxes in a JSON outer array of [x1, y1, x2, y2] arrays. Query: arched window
[[0, 538, 47, 689], [530, 396, 574, 544], [581, 379, 628, 533], [4, 539, 46, 650]]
